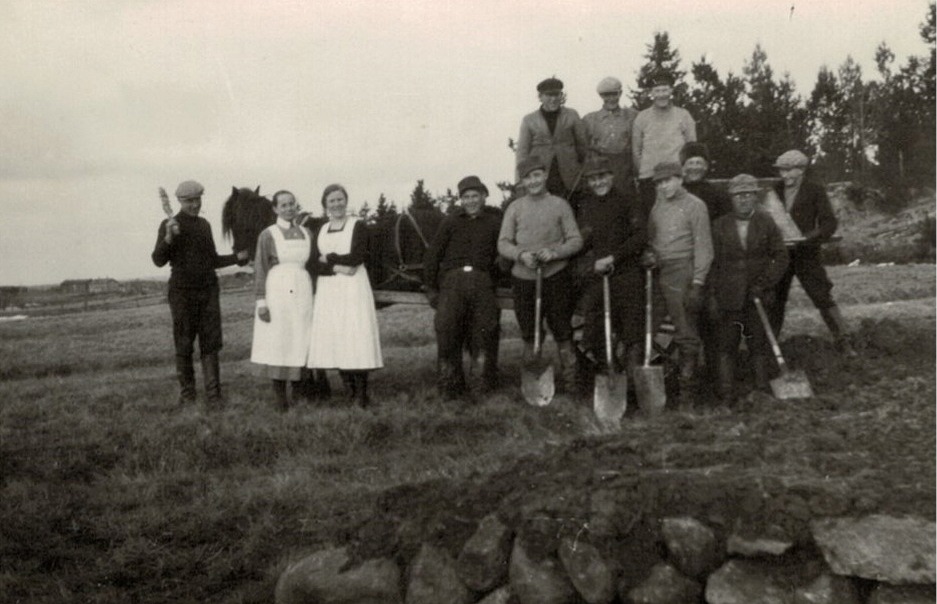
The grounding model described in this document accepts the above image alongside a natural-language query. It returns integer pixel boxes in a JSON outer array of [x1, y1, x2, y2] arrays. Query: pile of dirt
[[342, 318, 935, 579]]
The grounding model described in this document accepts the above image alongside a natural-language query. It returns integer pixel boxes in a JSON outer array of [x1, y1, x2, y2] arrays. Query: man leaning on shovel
[[499, 156, 583, 392]]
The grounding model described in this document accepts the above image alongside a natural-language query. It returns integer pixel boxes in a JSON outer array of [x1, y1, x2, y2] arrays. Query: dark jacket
[[710, 211, 789, 312], [152, 213, 238, 289], [576, 187, 646, 277], [773, 180, 837, 244], [423, 206, 502, 290]]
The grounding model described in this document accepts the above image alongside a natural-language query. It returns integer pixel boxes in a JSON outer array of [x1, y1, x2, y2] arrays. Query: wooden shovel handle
[[753, 297, 789, 372], [533, 266, 543, 355], [644, 268, 654, 367]]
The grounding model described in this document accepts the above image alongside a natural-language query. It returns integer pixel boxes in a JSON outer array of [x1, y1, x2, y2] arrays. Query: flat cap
[[582, 156, 614, 178], [175, 180, 204, 200], [773, 149, 810, 169], [457, 175, 489, 197], [652, 161, 683, 182], [679, 142, 710, 165], [536, 77, 564, 93], [517, 156, 547, 179], [728, 174, 761, 195], [596, 77, 622, 94]]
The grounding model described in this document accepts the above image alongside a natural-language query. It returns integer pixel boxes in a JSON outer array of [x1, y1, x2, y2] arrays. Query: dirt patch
[[345, 318, 935, 579]]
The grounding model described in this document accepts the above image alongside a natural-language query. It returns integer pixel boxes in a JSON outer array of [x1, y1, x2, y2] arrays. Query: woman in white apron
[[250, 190, 314, 411], [307, 184, 383, 407]]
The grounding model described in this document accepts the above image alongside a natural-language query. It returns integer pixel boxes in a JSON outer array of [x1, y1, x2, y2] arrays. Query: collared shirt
[[423, 207, 502, 290], [648, 187, 713, 284], [582, 106, 638, 155]]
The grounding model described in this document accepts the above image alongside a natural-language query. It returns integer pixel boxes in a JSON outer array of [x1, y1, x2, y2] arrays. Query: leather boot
[[467, 352, 492, 400], [820, 305, 858, 357], [716, 353, 736, 405], [272, 379, 290, 412], [677, 349, 698, 409], [355, 372, 370, 408], [339, 371, 356, 403], [201, 353, 223, 409], [751, 354, 771, 392], [556, 341, 578, 393], [175, 354, 196, 406]]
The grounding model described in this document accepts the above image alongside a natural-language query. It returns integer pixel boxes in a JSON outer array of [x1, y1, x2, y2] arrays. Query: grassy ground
[[0, 265, 934, 603]]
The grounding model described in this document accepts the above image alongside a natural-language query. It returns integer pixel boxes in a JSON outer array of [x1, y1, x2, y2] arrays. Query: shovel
[[633, 268, 666, 415], [521, 266, 555, 406], [753, 296, 814, 399], [594, 272, 627, 428]]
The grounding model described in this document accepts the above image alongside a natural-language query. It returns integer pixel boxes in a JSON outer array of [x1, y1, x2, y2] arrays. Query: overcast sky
[[0, 0, 930, 285]]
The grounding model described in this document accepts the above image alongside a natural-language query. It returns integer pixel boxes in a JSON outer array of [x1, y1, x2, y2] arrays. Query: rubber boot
[[676, 349, 698, 409], [339, 371, 356, 403], [175, 354, 196, 406], [201, 353, 223, 409], [355, 372, 370, 408], [556, 341, 578, 394], [820, 305, 858, 358], [272, 379, 290, 412], [716, 353, 736, 406]]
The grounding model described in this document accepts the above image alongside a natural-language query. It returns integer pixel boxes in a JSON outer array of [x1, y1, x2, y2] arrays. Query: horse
[[221, 186, 274, 260]]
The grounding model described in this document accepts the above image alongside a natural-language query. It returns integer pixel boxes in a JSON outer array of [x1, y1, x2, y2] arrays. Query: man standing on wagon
[[424, 176, 502, 400], [151, 180, 249, 409], [582, 77, 638, 195], [499, 156, 583, 392]]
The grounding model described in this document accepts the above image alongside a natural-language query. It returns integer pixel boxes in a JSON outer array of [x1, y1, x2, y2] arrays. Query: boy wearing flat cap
[[424, 176, 502, 400], [582, 77, 638, 194], [499, 156, 583, 390], [644, 160, 713, 407], [575, 156, 647, 386], [767, 150, 855, 355], [709, 174, 789, 403], [152, 180, 249, 408], [632, 73, 698, 221], [516, 77, 588, 199]]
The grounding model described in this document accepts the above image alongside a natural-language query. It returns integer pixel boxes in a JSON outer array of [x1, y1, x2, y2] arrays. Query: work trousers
[[651, 258, 700, 354], [581, 269, 644, 363], [434, 269, 500, 374], [512, 266, 574, 344], [770, 246, 835, 334], [169, 284, 223, 357], [717, 304, 771, 357]]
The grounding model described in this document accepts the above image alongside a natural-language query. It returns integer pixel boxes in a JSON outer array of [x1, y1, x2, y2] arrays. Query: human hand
[[519, 251, 539, 270], [640, 249, 657, 269], [258, 306, 271, 323], [594, 255, 614, 275], [535, 248, 556, 263], [236, 249, 250, 266], [164, 217, 179, 243]]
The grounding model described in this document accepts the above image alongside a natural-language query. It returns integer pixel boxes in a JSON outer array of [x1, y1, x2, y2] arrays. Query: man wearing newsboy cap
[[582, 76, 639, 194], [424, 176, 502, 400], [516, 77, 588, 198], [767, 150, 856, 356], [152, 180, 249, 409]]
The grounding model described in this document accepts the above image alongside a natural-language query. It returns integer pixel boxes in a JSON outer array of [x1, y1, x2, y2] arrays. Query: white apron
[[250, 225, 314, 368], [307, 218, 383, 370]]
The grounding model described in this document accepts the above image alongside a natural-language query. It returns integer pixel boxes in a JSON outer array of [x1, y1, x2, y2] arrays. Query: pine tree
[[684, 56, 746, 177], [630, 31, 689, 108], [375, 193, 397, 219], [409, 179, 435, 211]]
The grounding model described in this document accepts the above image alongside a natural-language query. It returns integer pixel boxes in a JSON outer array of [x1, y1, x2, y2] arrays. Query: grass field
[[0, 264, 934, 603]]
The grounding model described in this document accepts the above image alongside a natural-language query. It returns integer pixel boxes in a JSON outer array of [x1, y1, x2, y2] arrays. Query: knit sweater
[[632, 105, 697, 179], [498, 193, 583, 280], [648, 187, 713, 284]]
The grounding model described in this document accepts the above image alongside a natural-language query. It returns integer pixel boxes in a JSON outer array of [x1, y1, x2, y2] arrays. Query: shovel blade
[[522, 363, 555, 406], [633, 366, 666, 416], [769, 370, 814, 400], [594, 372, 627, 429]]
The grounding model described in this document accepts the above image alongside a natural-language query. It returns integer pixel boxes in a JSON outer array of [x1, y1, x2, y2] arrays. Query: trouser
[[718, 304, 771, 357], [169, 284, 223, 401], [512, 266, 574, 344], [434, 269, 500, 395], [697, 280, 720, 382], [580, 269, 644, 368], [651, 258, 700, 356], [770, 246, 835, 335]]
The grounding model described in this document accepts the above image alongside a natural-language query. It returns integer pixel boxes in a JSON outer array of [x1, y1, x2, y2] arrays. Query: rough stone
[[406, 543, 473, 604], [557, 537, 616, 604], [705, 559, 795, 604], [477, 586, 513, 604], [793, 573, 861, 604], [457, 513, 513, 592], [626, 562, 702, 604], [811, 515, 936, 584], [727, 533, 794, 557], [509, 537, 577, 604], [867, 583, 937, 604], [660, 516, 724, 578], [275, 546, 401, 604]]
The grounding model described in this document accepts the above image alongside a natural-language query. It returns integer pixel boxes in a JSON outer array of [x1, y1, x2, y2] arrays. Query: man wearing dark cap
[[575, 156, 647, 387], [632, 73, 698, 220], [516, 77, 588, 198], [152, 180, 249, 408], [582, 76, 639, 194], [499, 156, 583, 391], [644, 161, 713, 407], [709, 175, 789, 403], [767, 150, 856, 355], [424, 176, 503, 400]]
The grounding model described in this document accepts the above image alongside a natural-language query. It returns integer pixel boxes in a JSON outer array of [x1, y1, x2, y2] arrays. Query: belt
[[447, 266, 486, 274]]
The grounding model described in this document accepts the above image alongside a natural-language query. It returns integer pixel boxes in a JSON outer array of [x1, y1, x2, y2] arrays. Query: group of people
[[152, 72, 854, 411], [153, 182, 382, 411]]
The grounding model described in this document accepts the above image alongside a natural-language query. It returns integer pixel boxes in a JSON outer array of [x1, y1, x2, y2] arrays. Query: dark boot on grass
[[751, 354, 772, 393], [271, 379, 290, 412], [820, 305, 858, 358], [355, 372, 370, 408], [339, 371, 357, 403], [556, 341, 577, 394], [716, 353, 736, 407], [201, 353, 223, 410], [175, 354, 196, 406], [676, 349, 699, 410]]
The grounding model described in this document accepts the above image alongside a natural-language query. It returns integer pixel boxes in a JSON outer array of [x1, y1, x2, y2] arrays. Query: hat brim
[[583, 169, 613, 178], [460, 186, 489, 197], [730, 187, 761, 194]]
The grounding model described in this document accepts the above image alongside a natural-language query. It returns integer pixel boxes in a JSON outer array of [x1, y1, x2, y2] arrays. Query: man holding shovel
[[709, 175, 789, 403], [499, 156, 583, 393]]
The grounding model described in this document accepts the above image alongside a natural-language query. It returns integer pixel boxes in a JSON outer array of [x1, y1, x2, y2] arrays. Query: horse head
[[221, 186, 274, 260]]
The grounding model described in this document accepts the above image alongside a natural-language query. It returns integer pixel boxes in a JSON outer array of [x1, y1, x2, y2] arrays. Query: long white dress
[[307, 218, 383, 370], [250, 223, 314, 374]]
